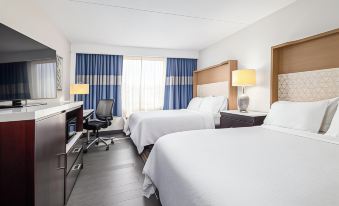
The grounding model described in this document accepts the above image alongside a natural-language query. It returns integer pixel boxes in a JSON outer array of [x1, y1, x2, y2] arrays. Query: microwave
[[66, 117, 77, 143]]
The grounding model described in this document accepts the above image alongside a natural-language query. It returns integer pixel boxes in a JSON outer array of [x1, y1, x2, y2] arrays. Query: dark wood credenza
[[0, 103, 83, 206]]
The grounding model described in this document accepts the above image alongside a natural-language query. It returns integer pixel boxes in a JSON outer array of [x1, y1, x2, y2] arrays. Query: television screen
[[0, 23, 57, 101]]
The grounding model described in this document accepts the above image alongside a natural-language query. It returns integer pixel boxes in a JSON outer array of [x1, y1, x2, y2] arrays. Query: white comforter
[[125, 109, 215, 153], [143, 126, 339, 206]]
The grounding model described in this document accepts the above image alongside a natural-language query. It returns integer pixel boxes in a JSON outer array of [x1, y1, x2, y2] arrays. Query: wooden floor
[[67, 134, 161, 206]]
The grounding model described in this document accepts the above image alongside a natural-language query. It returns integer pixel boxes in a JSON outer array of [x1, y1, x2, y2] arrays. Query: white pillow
[[264, 100, 329, 133], [325, 103, 339, 137], [219, 97, 228, 111], [319, 97, 339, 133], [214, 96, 227, 112], [199, 96, 218, 114], [187, 97, 203, 111], [199, 96, 227, 114]]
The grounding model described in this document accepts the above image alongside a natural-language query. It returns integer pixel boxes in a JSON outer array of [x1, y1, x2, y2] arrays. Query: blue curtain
[[75, 53, 123, 116], [163, 58, 197, 110]]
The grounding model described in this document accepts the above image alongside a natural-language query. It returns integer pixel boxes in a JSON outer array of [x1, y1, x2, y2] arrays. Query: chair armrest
[[104, 117, 112, 126]]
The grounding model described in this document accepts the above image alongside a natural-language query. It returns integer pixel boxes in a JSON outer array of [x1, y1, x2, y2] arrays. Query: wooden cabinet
[[35, 113, 66, 206], [0, 105, 83, 206], [65, 136, 83, 202], [66, 138, 83, 174], [220, 110, 267, 128], [0, 120, 35, 206], [0, 112, 66, 206]]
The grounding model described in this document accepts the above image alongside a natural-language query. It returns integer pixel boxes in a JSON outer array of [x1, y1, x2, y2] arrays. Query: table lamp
[[70, 84, 89, 100], [232, 69, 256, 112]]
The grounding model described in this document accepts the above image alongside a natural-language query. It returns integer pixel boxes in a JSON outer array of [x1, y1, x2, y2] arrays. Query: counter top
[[221, 110, 268, 117], [0, 101, 83, 122]]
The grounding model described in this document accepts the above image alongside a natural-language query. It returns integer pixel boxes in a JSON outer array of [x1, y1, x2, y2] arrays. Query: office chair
[[83, 99, 115, 153]]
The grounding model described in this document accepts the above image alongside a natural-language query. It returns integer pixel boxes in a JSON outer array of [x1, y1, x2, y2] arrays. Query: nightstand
[[220, 110, 267, 128]]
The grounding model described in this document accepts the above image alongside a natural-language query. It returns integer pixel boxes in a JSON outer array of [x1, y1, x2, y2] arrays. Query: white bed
[[124, 60, 239, 154], [125, 109, 215, 154], [143, 125, 339, 206], [142, 31, 339, 206]]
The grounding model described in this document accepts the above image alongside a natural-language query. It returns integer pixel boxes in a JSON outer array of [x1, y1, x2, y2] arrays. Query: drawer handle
[[56, 153, 66, 170], [72, 147, 81, 153], [72, 164, 82, 171]]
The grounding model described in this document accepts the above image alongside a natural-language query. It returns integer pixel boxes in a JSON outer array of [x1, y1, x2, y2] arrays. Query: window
[[28, 60, 57, 99], [122, 57, 166, 117]]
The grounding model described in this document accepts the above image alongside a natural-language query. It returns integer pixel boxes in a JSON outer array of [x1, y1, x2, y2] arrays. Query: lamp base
[[238, 94, 249, 112]]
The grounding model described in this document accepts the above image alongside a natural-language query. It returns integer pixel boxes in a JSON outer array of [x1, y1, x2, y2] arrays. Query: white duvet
[[125, 109, 215, 153], [143, 126, 339, 206]]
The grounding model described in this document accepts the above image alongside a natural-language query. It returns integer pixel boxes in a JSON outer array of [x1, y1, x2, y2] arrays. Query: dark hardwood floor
[[67, 134, 161, 206]]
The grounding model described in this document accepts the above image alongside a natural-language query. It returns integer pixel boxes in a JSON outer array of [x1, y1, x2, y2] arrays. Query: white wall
[[198, 0, 339, 112], [70, 43, 198, 91], [0, 0, 71, 101], [72, 43, 199, 59]]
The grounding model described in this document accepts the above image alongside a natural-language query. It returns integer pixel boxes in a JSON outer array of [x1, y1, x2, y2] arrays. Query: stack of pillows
[[263, 97, 339, 136], [187, 96, 228, 115]]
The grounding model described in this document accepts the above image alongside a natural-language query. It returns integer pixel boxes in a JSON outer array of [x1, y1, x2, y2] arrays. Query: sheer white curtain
[[28, 60, 57, 99], [122, 57, 166, 117]]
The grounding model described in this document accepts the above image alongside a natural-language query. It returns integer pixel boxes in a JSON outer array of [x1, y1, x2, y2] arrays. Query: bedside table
[[220, 110, 267, 128]]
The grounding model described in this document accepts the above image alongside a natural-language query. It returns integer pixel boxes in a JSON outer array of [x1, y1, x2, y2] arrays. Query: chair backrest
[[96, 99, 114, 121]]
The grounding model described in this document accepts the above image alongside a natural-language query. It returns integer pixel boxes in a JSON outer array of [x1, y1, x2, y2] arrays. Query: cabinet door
[[35, 112, 66, 206], [220, 115, 255, 128], [220, 115, 233, 128]]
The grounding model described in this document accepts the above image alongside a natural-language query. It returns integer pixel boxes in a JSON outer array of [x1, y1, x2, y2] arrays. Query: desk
[[83, 109, 94, 143], [83, 109, 94, 120]]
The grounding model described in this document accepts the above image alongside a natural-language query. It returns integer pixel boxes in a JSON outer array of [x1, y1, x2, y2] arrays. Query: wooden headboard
[[193, 60, 238, 110], [271, 28, 339, 104]]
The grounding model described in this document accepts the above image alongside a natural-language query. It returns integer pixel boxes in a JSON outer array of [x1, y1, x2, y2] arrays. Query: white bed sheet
[[214, 113, 221, 126], [143, 126, 339, 206], [125, 109, 215, 153]]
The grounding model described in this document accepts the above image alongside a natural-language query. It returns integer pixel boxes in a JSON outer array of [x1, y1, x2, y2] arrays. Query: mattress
[[213, 113, 221, 126], [124, 109, 215, 153], [143, 125, 339, 206]]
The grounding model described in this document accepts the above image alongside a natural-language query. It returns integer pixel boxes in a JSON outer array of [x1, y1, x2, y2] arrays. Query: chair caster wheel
[[83, 149, 88, 153], [106, 146, 109, 151]]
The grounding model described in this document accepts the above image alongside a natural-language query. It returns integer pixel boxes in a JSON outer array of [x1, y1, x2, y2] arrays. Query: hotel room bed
[[124, 60, 238, 154], [125, 109, 215, 153], [143, 30, 339, 206], [143, 126, 339, 206]]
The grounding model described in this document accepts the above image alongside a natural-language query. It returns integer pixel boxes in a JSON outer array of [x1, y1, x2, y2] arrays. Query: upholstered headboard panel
[[193, 60, 238, 109], [278, 68, 339, 101], [197, 81, 229, 97], [271, 28, 339, 103]]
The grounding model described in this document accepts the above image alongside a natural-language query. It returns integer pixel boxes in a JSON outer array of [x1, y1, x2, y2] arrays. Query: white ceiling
[[33, 0, 296, 50]]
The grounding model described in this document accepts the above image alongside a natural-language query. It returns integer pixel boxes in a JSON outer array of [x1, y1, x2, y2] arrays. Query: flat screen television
[[0, 23, 57, 107]]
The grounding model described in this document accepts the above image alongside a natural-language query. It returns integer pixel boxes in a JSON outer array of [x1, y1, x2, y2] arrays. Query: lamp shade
[[70, 84, 89, 95], [232, 69, 256, 86]]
